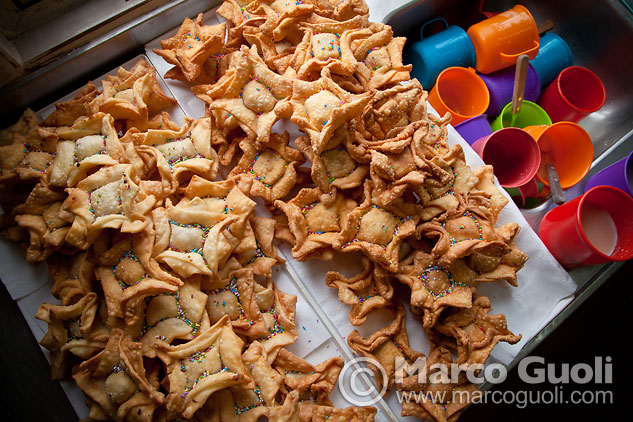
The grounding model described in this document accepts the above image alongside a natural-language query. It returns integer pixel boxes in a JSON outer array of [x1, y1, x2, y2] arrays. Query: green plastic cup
[[490, 100, 552, 131]]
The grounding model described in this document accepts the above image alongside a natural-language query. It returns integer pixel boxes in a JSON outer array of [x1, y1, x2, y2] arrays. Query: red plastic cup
[[537, 66, 606, 123], [470, 127, 541, 188], [539, 186, 633, 268]]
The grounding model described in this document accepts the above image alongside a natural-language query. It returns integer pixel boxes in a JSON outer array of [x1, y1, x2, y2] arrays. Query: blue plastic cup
[[405, 18, 476, 90], [530, 32, 574, 88]]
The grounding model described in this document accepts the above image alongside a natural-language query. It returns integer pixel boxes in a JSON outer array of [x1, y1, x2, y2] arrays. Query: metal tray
[[383, 0, 633, 374]]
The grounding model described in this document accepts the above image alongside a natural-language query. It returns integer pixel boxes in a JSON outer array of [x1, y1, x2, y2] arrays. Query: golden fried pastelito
[[241, 0, 315, 74], [0, 107, 42, 147], [307, 0, 370, 22], [294, 131, 369, 193], [135, 116, 219, 195], [234, 214, 285, 277], [367, 146, 428, 209], [290, 67, 372, 155], [151, 199, 236, 279], [241, 340, 285, 406], [152, 177, 257, 278], [0, 109, 56, 184], [273, 348, 344, 403], [35, 292, 107, 379], [299, 402, 377, 422], [347, 303, 424, 394], [12, 182, 72, 262], [216, 0, 268, 49], [471, 164, 510, 222], [230, 131, 306, 203], [160, 314, 254, 419], [257, 283, 298, 363], [43, 112, 128, 188], [274, 186, 357, 261], [287, 15, 365, 79], [95, 231, 181, 323], [73, 328, 165, 421], [351, 79, 427, 148], [183, 176, 255, 227], [62, 163, 156, 250], [395, 249, 474, 329], [428, 294, 521, 366], [352, 23, 411, 90], [417, 195, 528, 287], [398, 345, 480, 422], [153, 14, 227, 83], [205, 268, 269, 339], [139, 282, 210, 357], [332, 180, 418, 272], [48, 251, 94, 306], [41, 82, 100, 127], [415, 144, 481, 222], [325, 256, 393, 325], [196, 385, 300, 422], [90, 59, 177, 130], [193, 45, 294, 145]]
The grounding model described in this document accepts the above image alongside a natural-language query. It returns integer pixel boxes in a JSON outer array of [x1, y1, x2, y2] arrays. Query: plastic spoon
[[510, 54, 530, 127]]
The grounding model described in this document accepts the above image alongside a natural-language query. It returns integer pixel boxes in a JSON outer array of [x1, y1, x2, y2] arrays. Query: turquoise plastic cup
[[406, 17, 476, 89]]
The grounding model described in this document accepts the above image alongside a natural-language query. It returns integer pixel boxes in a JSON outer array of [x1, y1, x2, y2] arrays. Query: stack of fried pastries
[[0, 1, 528, 421]]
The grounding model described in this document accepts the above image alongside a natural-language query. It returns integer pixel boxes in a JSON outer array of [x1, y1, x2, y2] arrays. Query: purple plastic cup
[[454, 114, 492, 145], [478, 63, 542, 117], [584, 151, 633, 197]]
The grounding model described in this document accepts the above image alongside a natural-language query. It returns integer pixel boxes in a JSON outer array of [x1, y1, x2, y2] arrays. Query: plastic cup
[[470, 127, 541, 188], [428, 66, 490, 126], [530, 32, 574, 88], [524, 122, 594, 190], [490, 100, 552, 131], [467, 4, 540, 74], [539, 185, 633, 268], [505, 177, 540, 207], [453, 114, 492, 145], [478, 63, 541, 117], [584, 150, 633, 197], [406, 17, 477, 89], [537, 66, 606, 123]]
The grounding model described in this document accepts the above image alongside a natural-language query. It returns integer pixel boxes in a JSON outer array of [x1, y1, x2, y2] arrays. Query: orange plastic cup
[[524, 122, 594, 190], [467, 4, 540, 74], [427, 67, 490, 126]]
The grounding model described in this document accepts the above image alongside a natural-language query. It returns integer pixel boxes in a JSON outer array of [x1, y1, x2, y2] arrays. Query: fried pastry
[[395, 249, 474, 329], [428, 294, 522, 366], [230, 131, 306, 203], [325, 256, 394, 325], [160, 315, 254, 419], [274, 186, 357, 261], [135, 116, 220, 195], [153, 14, 227, 84], [333, 180, 418, 272], [347, 303, 424, 393]]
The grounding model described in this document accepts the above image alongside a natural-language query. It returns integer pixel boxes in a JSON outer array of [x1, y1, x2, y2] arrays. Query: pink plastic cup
[[470, 127, 541, 188]]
